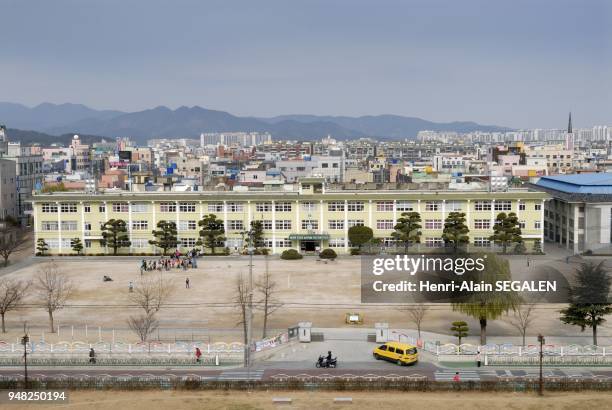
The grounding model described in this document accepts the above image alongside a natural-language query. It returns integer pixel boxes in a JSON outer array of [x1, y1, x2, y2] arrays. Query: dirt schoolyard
[[0, 256, 609, 344]]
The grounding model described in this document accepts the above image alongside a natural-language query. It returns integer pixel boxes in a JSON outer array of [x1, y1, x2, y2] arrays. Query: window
[[159, 202, 177, 212], [425, 238, 444, 248], [446, 201, 462, 212], [84, 204, 91, 213], [519, 202, 526, 211], [425, 201, 440, 211], [376, 220, 394, 230], [376, 201, 394, 212], [276, 239, 292, 248], [178, 220, 197, 230], [474, 201, 491, 211], [84, 223, 92, 231], [111, 202, 128, 213], [179, 202, 196, 212], [61, 203, 78, 213], [41, 221, 58, 231], [181, 238, 197, 247], [131, 239, 149, 249], [382, 237, 396, 247], [474, 237, 491, 247], [321, 163, 329, 168], [328, 201, 345, 212], [301, 220, 319, 230], [227, 220, 244, 231], [425, 219, 443, 229], [255, 202, 272, 212], [208, 202, 223, 212], [263, 239, 274, 248], [396, 201, 414, 211], [519, 221, 526, 229], [131, 203, 149, 213], [347, 201, 364, 211], [41, 203, 58, 213], [260, 220, 273, 230], [275, 220, 291, 230], [60, 221, 77, 231], [275, 202, 292, 212], [301, 202, 316, 211], [132, 220, 148, 230], [85, 239, 92, 249], [227, 202, 243, 212], [534, 221, 541, 229], [474, 219, 490, 229], [99, 204, 106, 213], [348, 219, 364, 228], [535, 203, 542, 211], [328, 238, 345, 248], [328, 220, 344, 230], [494, 200, 512, 211]]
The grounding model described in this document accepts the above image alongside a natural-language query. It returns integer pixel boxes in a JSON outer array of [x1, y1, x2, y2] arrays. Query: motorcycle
[[315, 355, 338, 368]]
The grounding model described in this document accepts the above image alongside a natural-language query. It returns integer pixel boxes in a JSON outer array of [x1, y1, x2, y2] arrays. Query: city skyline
[[1, 0, 611, 129]]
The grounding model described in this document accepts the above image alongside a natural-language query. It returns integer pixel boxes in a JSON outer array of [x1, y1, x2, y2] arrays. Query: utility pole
[[21, 323, 29, 389], [246, 228, 254, 379], [537, 334, 545, 396]]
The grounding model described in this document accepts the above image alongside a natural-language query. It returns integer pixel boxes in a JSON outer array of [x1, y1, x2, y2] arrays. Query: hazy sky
[[1, 0, 611, 128]]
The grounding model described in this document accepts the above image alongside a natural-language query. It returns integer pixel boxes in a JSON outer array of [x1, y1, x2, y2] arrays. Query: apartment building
[[31, 179, 548, 255]]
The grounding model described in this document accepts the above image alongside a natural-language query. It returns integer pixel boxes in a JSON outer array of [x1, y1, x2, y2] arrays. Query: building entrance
[[300, 240, 319, 252]]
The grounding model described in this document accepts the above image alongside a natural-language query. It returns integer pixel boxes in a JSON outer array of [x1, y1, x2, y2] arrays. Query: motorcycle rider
[[326, 350, 333, 364]]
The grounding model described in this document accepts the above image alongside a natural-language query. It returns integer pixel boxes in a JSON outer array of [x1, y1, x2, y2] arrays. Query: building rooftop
[[535, 173, 612, 195]]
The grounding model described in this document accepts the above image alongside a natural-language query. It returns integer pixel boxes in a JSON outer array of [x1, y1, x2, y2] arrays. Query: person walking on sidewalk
[[185, 277, 190, 289], [195, 347, 202, 363]]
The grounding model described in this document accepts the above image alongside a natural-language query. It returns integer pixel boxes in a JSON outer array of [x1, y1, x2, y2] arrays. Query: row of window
[[40, 200, 544, 214], [40, 218, 543, 232]]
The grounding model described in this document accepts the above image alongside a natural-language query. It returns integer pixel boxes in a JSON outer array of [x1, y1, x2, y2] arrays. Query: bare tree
[[507, 302, 537, 346], [234, 274, 249, 363], [401, 304, 429, 339], [0, 228, 28, 267], [127, 313, 159, 342], [0, 279, 30, 333], [255, 259, 283, 338], [34, 262, 74, 332], [129, 275, 175, 315]]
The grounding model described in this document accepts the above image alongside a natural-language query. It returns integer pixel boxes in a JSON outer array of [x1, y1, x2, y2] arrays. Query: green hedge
[[281, 249, 303, 260], [319, 248, 337, 259]]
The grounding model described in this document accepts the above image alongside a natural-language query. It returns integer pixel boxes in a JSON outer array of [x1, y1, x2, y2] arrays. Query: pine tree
[[70, 238, 83, 255], [489, 212, 522, 254], [36, 238, 49, 256], [100, 219, 131, 255], [149, 221, 180, 255], [248, 220, 265, 251], [442, 212, 470, 253], [391, 212, 422, 253], [560, 261, 612, 345], [348, 225, 374, 252], [198, 214, 226, 255], [450, 321, 469, 345]]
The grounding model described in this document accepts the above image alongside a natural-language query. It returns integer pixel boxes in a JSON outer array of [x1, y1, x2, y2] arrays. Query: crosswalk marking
[[435, 370, 480, 381]]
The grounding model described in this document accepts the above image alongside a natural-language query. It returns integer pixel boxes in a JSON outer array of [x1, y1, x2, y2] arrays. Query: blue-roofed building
[[534, 173, 612, 254]]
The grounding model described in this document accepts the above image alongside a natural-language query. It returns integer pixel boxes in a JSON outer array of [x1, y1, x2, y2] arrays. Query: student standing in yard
[[476, 350, 482, 368], [195, 347, 202, 363], [186, 277, 190, 289]]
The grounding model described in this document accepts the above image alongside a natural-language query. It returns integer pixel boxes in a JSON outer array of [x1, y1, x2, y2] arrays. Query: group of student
[[139, 249, 199, 274]]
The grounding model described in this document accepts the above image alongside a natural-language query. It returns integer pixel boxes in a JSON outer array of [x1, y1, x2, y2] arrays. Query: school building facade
[[31, 181, 549, 255]]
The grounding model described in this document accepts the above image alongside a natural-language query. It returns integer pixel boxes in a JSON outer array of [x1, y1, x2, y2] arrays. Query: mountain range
[[0, 102, 511, 145]]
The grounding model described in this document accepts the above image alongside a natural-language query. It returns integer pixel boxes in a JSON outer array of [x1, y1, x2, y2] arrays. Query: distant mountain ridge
[[0, 102, 511, 144]]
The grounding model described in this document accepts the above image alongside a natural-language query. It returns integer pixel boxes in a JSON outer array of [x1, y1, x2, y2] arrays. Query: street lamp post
[[21, 323, 29, 390], [537, 334, 545, 396]]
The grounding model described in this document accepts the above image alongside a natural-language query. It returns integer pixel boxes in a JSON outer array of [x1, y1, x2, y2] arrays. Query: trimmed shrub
[[281, 249, 303, 260], [319, 248, 337, 260], [350, 248, 360, 256]]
